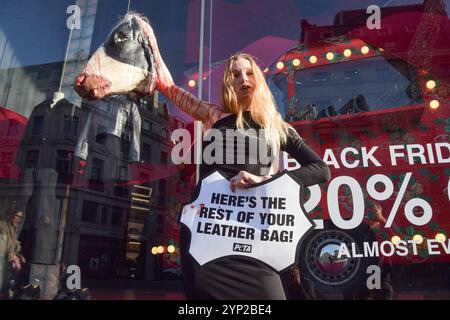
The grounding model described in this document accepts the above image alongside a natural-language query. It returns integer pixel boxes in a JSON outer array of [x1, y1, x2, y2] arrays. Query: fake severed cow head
[[74, 13, 157, 100]]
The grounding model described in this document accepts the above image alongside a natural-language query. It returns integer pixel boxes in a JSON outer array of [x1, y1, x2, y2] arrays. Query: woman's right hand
[[10, 255, 22, 271]]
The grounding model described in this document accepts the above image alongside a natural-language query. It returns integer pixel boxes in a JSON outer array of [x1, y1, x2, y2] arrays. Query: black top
[[200, 111, 330, 186]]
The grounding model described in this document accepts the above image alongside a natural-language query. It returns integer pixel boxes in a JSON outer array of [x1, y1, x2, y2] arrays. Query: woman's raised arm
[[147, 26, 223, 127]]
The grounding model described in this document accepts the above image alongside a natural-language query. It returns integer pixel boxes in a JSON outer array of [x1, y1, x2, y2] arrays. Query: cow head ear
[[130, 17, 142, 40]]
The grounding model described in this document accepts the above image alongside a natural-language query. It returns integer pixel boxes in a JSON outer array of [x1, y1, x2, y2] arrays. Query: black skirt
[[179, 224, 287, 300]]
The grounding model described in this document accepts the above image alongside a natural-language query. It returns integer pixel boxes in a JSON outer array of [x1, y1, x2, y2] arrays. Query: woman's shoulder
[[217, 112, 233, 121], [282, 126, 304, 150]]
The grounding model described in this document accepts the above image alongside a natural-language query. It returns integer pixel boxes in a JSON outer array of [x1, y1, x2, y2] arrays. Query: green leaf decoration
[[433, 118, 445, 126], [406, 226, 415, 236], [429, 222, 439, 231], [395, 226, 405, 234], [419, 168, 430, 177]]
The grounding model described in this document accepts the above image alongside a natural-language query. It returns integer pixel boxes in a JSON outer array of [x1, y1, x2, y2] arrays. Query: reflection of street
[[318, 244, 348, 274]]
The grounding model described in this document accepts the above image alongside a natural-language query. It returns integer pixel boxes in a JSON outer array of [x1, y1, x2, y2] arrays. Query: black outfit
[[180, 112, 330, 300]]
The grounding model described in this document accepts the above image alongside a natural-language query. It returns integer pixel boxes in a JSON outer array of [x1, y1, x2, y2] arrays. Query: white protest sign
[[180, 171, 314, 272]]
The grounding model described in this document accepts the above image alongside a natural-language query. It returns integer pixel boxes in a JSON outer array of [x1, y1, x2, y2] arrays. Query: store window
[[32, 116, 44, 135], [0, 0, 448, 299], [82, 200, 98, 224], [55, 150, 73, 183], [63, 115, 78, 136], [24, 150, 39, 169]]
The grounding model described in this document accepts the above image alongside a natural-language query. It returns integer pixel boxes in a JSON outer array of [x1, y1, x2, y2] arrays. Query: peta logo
[[233, 243, 252, 253]]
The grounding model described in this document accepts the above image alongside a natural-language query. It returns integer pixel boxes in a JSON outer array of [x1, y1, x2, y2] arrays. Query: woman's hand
[[229, 171, 272, 192], [144, 21, 174, 95], [10, 255, 22, 271]]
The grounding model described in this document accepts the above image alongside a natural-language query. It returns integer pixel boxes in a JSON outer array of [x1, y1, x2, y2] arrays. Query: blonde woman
[[155, 51, 330, 299]]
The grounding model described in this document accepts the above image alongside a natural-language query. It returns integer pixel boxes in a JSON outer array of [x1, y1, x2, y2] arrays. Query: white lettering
[[323, 149, 340, 168], [389, 145, 405, 166], [427, 239, 440, 255], [406, 144, 427, 165], [435, 142, 450, 163], [361, 146, 381, 167], [341, 147, 360, 168], [366, 265, 381, 289], [366, 5, 381, 30]]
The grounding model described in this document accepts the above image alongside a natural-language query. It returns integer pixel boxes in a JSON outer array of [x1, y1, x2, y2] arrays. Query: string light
[[343, 49, 352, 57], [435, 233, 446, 242], [429, 100, 439, 109], [413, 234, 424, 244], [391, 235, 401, 245], [426, 80, 436, 89], [276, 61, 285, 70], [361, 46, 370, 54], [309, 55, 317, 64]]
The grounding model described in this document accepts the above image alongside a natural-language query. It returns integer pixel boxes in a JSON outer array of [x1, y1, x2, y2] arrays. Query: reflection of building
[[0, 62, 63, 117], [142, 112, 195, 280], [0, 107, 27, 186], [270, 0, 447, 121], [62, 0, 99, 106], [0, 69, 182, 287]]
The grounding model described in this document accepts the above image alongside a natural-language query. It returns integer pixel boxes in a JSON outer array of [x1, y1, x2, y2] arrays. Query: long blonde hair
[[221, 53, 290, 156]]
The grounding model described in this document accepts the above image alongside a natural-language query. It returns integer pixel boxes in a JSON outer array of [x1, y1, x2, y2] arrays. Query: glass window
[[90, 157, 103, 181], [56, 150, 73, 183], [0, 152, 13, 177], [111, 207, 122, 227], [142, 120, 152, 133], [142, 143, 152, 162], [160, 151, 167, 164], [156, 214, 165, 234], [6, 121, 20, 137], [82, 200, 97, 224], [32, 116, 44, 135], [100, 206, 108, 225], [96, 125, 107, 144], [158, 180, 166, 206], [63, 115, 78, 136], [1, 0, 448, 296], [25, 150, 39, 168]]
